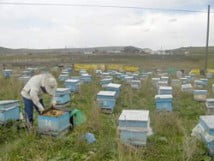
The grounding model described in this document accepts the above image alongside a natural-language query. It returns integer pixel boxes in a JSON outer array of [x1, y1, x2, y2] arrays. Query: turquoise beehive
[[3, 69, 12, 78], [155, 95, 173, 111], [105, 83, 121, 97], [55, 88, 71, 108], [97, 91, 116, 113], [158, 86, 172, 95], [0, 100, 20, 123], [65, 79, 80, 93], [80, 73, 92, 83]]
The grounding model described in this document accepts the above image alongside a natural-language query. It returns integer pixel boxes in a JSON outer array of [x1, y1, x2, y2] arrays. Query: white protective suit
[[21, 73, 57, 112]]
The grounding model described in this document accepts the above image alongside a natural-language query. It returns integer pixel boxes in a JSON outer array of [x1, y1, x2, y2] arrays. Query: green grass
[[0, 67, 214, 161]]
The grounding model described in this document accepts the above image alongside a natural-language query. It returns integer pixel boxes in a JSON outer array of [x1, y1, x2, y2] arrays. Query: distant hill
[[0, 46, 148, 55], [167, 46, 214, 55]]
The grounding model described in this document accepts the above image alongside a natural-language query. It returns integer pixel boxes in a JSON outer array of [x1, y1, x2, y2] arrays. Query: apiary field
[[0, 54, 214, 161]]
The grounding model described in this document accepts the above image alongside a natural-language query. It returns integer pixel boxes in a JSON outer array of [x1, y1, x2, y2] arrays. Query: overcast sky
[[0, 0, 213, 50]]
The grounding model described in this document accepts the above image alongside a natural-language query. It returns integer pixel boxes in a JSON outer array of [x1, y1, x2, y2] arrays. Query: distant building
[[84, 51, 94, 55]]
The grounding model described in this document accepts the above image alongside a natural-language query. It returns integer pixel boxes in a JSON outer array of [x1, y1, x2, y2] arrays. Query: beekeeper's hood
[[42, 74, 57, 96]]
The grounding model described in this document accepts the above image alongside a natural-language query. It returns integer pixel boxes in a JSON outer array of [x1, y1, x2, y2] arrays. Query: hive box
[[55, 88, 71, 108], [105, 83, 121, 97], [118, 110, 152, 146], [100, 78, 113, 86], [80, 73, 92, 83], [193, 90, 208, 102], [65, 79, 80, 93], [192, 116, 214, 155], [200, 78, 208, 86], [158, 86, 172, 95], [194, 80, 205, 89], [3, 69, 12, 78], [152, 78, 160, 88], [79, 69, 87, 75], [157, 81, 168, 89], [0, 100, 20, 123], [206, 99, 214, 114], [180, 78, 189, 84], [161, 76, 169, 83], [181, 84, 193, 93], [38, 110, 70, 136], [206, 73, 213, 79], [97, 91, 116, 113], [130, 80, 141, 89], [59, 74, 69, 82], [155, 95, 173, 111], [171, 79, 181, 87], [124, 76, 134, 83], [18, 76, 31, 84]]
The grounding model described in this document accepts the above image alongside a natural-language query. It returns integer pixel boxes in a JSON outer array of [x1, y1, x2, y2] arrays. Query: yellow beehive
[[123, 65, 139, 72], [189, 69, 200, 75], [106, 64, 123, 71], [74, 64, 98, 71]]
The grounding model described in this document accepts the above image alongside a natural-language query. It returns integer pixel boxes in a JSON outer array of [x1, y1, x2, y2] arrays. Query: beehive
[[65, 79, 80, 93], [206, 99, 214, 114], [97, 91, 116, 113], [3, 69, 12, 78], [55, 88, 71, 108], [192, 116, 214, 156], [95, 70, 102, 75], [181, 84, 193, 93], [155, 95, 173, 111], [180, 77, 189, 84], [0, 100, 20, 123], [79, 69, 87, 75], [18, 76, 31, 84], [38, 110, 70, 136], [80, 73, 92, 83], [59, 74, 69, 82], [200, 78, 208, 86], [158, 86, 172, 95], [130, 80, 141, 89], [124, 76, 134, 83], [171, 79, 181, 87], [194, 80, 205, 89], [161, 76, 169, 83], [140, 73, 150, 80], [22, 70, 33, 77], [193, 90, 208, 102], [118, 110, 152, 146], [157, 81, 168, 89], [105, 83, 121, 97], [152, 78, 160, 88], [206, 73, 213, 79], [100, 78, 113, 87], [101, 72, 110, 78]]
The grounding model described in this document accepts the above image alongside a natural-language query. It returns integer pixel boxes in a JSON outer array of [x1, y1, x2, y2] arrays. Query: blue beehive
[[206, 99, 214, 114], [196, 116, 214, 155], [124, 76, 134, 83], [38, 110, 70, 136], [105, 83, 121, 97], [130, 80, 141, 89], [100, 78, 113, 86], [97, 91, 116, 113], [59, 74, 69, 82], [81, 73, 92, 83], [155, 95, 173, 111], [0, 100, 20, 123], [118, 110, 152, 146], [193, 90, 208, 102], [55, 88, 71, 108], [3, 69, 12, 78], [158, 86, 172, 95], [65, 79, 80, 93]]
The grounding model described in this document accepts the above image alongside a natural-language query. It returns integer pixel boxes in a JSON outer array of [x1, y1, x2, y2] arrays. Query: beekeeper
[[21, 73, 57, 125]]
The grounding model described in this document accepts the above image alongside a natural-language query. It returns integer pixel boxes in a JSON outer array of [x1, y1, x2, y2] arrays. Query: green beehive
[[70, 109, 86, 126]]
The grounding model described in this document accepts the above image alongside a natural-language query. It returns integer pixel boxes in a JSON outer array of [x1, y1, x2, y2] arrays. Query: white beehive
[[130, 80, 141, 89], [118, 110, 152, 146], [193, 90, 208, 102], [152, 78, 160, 88], [171, 79, 181, 87], [181, 84, 193, 93], [158, 86, 172, 95]]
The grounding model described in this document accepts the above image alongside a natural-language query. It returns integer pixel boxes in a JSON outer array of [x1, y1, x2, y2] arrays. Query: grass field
[[0, 55, 214, 161]]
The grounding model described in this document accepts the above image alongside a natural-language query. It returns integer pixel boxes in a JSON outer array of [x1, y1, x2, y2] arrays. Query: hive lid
[[159, 86, 172, 90], [97, 91, 116, 96], [56, 88, 70, 92], [155, 95, 173, 99], [0, 100, 19, 105], [200, 116, 214, 129], [131, 80, 141, 83], [180, 78, 188, 80], [106, 83, 121, 88], [161, 76, 169, 79], [182, 84, 192, 88], [193, 90, 208, 94], [65, 79, 79, 83], [4, 69, 12, 72], [206, 98, 214, 102], [152, 78, 160, 80], [119, 110, 149, 121], [81, 73, 91, 76]]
